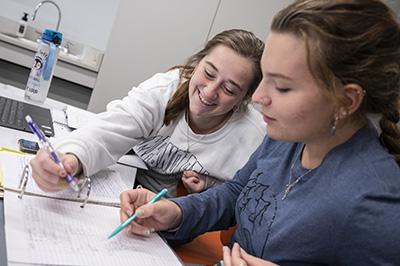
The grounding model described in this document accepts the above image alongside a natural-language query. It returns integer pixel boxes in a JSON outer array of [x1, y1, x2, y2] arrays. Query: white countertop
[[0, 32, 102, 72]]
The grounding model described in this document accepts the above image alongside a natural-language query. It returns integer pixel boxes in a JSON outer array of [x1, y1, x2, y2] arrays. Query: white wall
[[0, 0, 119, 51], [88, 0, 295, 113], [87, 0, 220, 112], [208, 0, 292, 43]]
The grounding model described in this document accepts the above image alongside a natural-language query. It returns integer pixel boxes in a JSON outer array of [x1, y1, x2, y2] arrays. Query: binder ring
[[18, 163, 92, 208]]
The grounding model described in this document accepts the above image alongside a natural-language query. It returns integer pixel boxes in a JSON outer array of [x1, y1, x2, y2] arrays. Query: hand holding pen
[[26, 115, 79, 192], [108, 188, 168, 239], [114, 188, 183, 238]]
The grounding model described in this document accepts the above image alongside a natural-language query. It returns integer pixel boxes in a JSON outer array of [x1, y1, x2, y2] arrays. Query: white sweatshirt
[[55, 69, 266, 197]]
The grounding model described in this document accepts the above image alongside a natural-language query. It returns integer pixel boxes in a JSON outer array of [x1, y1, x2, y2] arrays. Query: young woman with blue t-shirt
[[118, 0, 400, 265]]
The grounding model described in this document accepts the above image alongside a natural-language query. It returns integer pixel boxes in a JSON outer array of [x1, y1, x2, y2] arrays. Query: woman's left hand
[[222, 242, 279, 266], [181, 170, 206, 193]]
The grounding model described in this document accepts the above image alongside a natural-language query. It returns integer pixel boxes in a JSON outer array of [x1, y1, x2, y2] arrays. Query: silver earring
[[330, 116, 339, 136], [260, 98, 264, 105], [233, 105, 239, 112]]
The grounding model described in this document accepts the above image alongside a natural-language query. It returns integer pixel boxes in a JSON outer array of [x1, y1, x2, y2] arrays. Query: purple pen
[[25, 115, 79, 192]]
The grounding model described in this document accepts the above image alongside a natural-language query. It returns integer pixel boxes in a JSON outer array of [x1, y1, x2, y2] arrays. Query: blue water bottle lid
[[42, 29, 62, 45]]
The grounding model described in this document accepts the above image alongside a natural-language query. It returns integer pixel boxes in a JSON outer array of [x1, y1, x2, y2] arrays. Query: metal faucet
[[31, 0, 62, 32]]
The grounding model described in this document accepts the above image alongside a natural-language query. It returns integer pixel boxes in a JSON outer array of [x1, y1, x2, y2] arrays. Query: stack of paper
[[0, 151, 183, 266]]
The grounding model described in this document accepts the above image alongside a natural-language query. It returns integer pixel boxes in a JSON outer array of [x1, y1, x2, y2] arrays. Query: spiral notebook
[[0, 150, 129, 206], [0, 150, 183, 266]]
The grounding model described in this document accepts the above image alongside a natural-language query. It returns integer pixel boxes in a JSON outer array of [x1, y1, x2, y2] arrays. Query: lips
[[263, 113, 276, 123], [199, 92, 215, 106]]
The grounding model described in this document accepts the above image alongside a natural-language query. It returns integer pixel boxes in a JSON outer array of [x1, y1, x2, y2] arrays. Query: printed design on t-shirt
[[237, 171, 277, 257], [134, 135, 210, 177]]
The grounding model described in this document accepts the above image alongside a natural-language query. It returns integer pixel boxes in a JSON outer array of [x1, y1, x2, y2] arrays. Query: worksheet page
[[0, 151, 129, 205], [4, 191, 183, 266]]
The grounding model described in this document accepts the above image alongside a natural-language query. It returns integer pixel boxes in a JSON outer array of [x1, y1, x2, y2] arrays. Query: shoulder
[[135, 68, 182, 93], [330, 125, 400, 191], [105, 69, 182, 120], [113, 69, 181, 109]]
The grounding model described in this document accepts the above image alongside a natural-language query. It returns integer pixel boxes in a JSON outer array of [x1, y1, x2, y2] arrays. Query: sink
[[59, 50, 80, 60], [0, 14, 103, 72], [0, 30, 104, 72]]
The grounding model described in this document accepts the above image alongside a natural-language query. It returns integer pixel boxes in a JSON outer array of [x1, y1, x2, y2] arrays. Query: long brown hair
[[271, 0, 400, 165], [164, 29, 265, 126]]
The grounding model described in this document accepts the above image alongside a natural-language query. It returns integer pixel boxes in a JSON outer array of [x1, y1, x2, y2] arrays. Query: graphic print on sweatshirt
[[134, 135, 210, 176], [237, 172, 277, 257]]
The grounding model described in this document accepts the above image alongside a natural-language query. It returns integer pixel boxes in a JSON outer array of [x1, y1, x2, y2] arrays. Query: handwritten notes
[[0, 151, 129, 206], [1, 151, 182, 265], [4, 191, 182, 265]]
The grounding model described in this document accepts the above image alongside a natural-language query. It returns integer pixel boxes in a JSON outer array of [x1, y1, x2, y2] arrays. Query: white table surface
[[0, 83, 138, 266]]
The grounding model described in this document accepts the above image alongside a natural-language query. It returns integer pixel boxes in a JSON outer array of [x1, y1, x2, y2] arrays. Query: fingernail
[[127, 210, 132, 217], [126, 227, 131, 234], [150, 228, 155, 233], [143, 229, 150, 235], [136, 209, 144, 217]]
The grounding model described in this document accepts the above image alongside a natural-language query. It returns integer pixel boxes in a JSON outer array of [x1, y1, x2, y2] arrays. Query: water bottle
[[24, 29, 62, 104]]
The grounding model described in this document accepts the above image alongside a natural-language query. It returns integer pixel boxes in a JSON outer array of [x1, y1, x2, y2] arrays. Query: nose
[[252, 82, 270, 106], [203, 81, 220, 99]]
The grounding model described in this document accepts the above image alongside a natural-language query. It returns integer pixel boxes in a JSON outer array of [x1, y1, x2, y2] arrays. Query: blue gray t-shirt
[[166, 124, 400, 265]]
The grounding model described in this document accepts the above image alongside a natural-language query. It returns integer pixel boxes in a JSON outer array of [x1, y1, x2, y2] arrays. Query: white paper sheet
[[4, 191, 182, 266], [0, 151, 130, 205], [64, 105, 96, 129]]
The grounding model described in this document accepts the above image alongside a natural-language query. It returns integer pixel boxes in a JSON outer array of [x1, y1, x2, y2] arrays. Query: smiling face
[[252, 32, 336, 144], [188, 45, 254, 130]]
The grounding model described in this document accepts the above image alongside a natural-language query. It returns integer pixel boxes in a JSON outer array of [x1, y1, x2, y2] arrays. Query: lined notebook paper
[[1, 150, 183, 265], [0, 151, 128, 206], [4, 191, 182, 266]]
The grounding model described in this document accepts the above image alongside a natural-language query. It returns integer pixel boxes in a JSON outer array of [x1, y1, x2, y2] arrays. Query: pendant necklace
[[282, 144, 316, 200], [185, 111, 230, 152]]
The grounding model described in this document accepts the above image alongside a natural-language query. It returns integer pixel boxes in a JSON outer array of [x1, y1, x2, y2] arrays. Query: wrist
[[168, 201, 183, 231], [66, 152, 83, 176]]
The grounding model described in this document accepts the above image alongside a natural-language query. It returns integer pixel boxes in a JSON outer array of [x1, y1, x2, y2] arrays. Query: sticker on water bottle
[[31, 56, 44, 78]]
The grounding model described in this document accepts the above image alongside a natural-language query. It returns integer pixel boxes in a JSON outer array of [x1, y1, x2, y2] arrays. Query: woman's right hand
[[120, 188, 183, 235], [30, 149, 81, 193]]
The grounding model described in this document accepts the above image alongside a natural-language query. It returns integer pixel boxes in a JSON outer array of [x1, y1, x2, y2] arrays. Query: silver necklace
[[186, 122, 210, 152], [185, 111, 231, 152], [282, 145, 316, 200]]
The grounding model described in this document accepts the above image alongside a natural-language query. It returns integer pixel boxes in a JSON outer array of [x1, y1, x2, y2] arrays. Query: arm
[[55, 71, 180, 176], [164, 143, 262, 245], [30, 71, 181, 192]]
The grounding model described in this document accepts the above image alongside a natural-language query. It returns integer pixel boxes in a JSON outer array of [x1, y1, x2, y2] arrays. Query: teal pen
[[107, 188, 168, 239]]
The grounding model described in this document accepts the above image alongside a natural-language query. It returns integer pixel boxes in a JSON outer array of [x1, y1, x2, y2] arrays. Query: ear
[[339, 83, 365, 117], [236, 91, 253, 108]]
